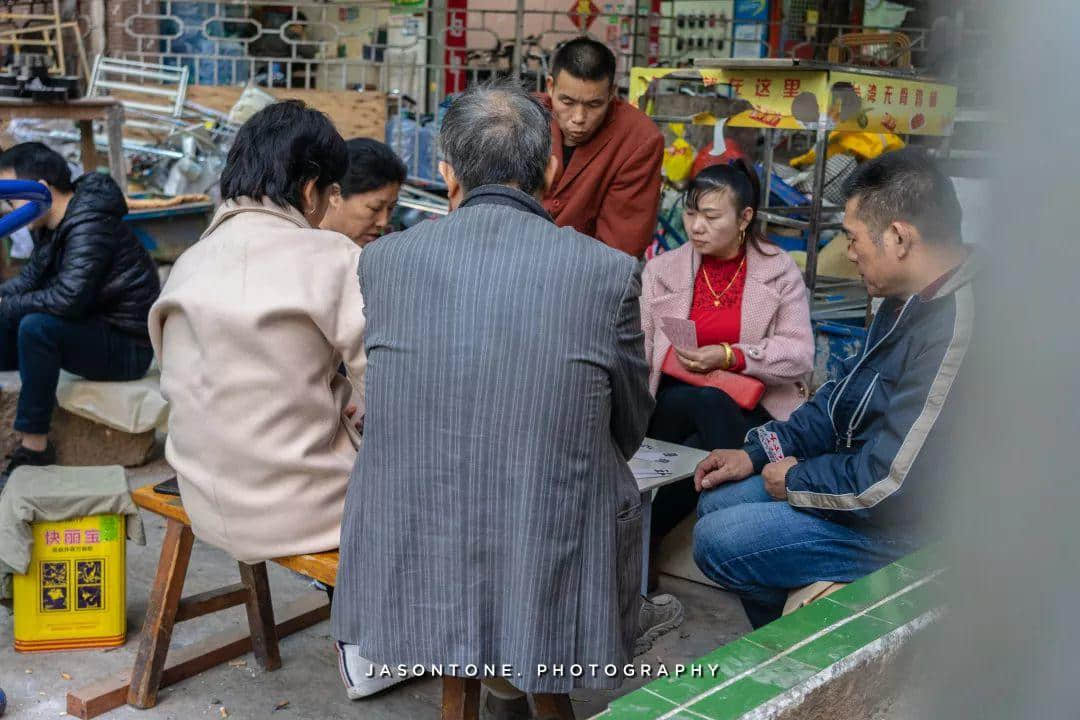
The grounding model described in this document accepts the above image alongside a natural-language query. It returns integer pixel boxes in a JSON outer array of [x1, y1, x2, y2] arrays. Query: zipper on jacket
[[828, 296, 915, 440], [845, 372, 879, 448]]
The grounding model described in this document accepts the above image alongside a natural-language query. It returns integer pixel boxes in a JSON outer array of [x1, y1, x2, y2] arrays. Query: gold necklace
[[701, 255, 746, 308]]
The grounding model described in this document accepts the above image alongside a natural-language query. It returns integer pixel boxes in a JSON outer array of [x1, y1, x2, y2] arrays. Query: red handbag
[[660, 347, 765, 410]]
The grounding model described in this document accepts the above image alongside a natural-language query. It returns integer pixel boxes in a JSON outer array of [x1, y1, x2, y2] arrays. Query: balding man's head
[[439, 79, 555, 206]]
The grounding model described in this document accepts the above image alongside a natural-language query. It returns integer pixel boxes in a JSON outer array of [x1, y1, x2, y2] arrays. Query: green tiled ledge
[[593, 547, 945, 720]]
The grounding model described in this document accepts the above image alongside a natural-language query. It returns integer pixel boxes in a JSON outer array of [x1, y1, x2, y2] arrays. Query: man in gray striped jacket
[[693, 148, 975, 628], [331, 78, 682, 705]]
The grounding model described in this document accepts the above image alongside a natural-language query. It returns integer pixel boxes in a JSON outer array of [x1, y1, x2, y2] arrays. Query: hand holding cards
[[659, 316, 698, 350]]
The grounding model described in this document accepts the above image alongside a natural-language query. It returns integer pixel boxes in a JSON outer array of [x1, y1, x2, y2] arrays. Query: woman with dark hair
[[151, 100, 359, 561], [640, 160, 814, 578], [151, 102, 409, 699], [320, 137, 406, 246]]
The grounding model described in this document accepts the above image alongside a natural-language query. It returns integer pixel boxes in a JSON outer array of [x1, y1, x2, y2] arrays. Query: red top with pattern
[[688, 250, 747, 372]]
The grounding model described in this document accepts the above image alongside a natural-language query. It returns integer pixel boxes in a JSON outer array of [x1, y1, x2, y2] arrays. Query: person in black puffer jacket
[[0, 142, 159, 478]]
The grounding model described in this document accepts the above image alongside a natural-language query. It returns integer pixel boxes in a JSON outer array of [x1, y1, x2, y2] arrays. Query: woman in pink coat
[[640, 161, 814, 576]]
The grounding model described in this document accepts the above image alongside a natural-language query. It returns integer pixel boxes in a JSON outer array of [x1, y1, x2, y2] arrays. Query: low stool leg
[[127, 519, 194, 708], [442, 676, 481, 720], [238, 561, 281, 671], [530, 693, 576, 720]]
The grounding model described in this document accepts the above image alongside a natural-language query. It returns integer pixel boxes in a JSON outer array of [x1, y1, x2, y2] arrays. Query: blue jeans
[[0, 313, 154, 435], [693, 476, 919, 628]]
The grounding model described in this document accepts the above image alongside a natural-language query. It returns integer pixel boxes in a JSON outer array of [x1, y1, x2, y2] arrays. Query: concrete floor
[[0, 457, 752, 720]]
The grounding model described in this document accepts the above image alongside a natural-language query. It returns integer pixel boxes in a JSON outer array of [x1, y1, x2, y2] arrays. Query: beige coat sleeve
[[315, 244, 367, 418]]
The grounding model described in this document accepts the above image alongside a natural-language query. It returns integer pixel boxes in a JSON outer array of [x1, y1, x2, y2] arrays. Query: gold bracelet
[[722, 343, 734, 370]]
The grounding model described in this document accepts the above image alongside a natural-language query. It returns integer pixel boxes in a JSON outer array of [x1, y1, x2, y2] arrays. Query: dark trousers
[[646, 376, 771, 545], [0, 313, 154, 435]]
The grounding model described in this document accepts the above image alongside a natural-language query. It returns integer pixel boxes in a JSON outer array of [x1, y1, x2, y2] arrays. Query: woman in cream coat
[[150, 101, 364, 565], [151, 102, 409, 700]]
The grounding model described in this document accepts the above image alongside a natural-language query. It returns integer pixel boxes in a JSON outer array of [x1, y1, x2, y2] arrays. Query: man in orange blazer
[[540, 37, 664, 257]]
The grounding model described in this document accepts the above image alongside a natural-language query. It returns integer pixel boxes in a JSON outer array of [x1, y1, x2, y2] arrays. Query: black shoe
[[634, 593, 685, 656], [3, 442, 56, 477]]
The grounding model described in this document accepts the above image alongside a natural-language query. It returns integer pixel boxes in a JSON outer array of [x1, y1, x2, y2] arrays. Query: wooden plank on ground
[[66, 592, 330, 720]]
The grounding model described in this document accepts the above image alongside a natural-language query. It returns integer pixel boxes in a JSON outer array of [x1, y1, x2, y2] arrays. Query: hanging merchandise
[[568, 0, 600, 30], [618, 3, 633, 55], [789, 131, 905, 168], [662, 123, 696, 184], [667, 1, 727, 60], [604, 4, 619, 44], [863, 0, 913, 30], [647, 0, 662, 65]]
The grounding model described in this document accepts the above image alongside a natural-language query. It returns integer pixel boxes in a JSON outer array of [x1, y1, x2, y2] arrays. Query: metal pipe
[[15, 128, 185, 159], [401, 184, 450, 204], [95, 79, 181, 99], [94, 63, 185, 83], [512, 0, 525, 81], [398, 197, 449, 216], [431, 0, 447, 114], [761, 204, 843, 216], [758, 212, 843, 231], [118, 98, 182, 116], [803, 126, 830, 296], [0, 13, 64, 20], [760, 128, 775, 235]]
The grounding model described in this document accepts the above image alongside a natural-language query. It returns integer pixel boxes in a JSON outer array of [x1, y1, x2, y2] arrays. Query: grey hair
[[439, 78, 552, 196]]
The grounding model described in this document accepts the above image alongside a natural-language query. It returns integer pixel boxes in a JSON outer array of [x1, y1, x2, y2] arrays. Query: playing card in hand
[[659, 317, 699, 351]]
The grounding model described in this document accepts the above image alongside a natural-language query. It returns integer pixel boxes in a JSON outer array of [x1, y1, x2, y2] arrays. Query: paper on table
[[659, 316, 698, 351]]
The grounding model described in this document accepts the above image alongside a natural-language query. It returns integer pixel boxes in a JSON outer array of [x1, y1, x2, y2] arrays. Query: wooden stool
[[67, 484, 335, 719], [441, 677, 575, 720], [127, 521, 280, 707], [783, 581, 849, 616]]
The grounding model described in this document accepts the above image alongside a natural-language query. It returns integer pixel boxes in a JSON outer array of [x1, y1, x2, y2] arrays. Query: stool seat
[[783, 581, 849, 616]]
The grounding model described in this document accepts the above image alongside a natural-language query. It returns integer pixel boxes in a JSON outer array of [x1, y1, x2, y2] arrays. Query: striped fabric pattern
[[330, 193, 655, 694]]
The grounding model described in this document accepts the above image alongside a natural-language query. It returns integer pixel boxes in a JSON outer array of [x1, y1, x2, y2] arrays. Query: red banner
[[445, 0, 467, 95], [646, 0, 661, 65]]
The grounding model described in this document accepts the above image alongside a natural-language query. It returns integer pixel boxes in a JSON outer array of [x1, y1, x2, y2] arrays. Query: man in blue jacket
[[692, 148, 974, 627]]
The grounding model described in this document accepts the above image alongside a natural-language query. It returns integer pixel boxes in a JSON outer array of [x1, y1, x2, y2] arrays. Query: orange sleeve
[[594, 131, 664, 257]]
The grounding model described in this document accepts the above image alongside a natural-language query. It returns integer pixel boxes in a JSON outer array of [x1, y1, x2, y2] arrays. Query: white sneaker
[[335, 642, 418, 699]]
